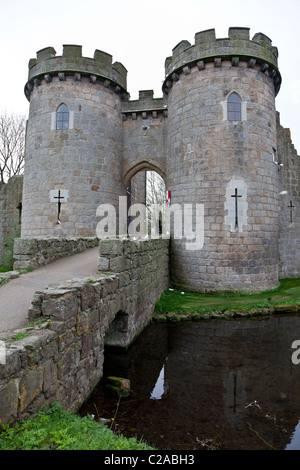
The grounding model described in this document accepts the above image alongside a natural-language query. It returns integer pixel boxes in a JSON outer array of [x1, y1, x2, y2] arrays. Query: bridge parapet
[[0, 238, 169, 425], [98, 238, 169, 347]]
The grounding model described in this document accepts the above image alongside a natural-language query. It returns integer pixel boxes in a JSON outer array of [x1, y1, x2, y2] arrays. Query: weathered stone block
[[0, 348, 21, 379], [107, 376, 131, 396], [99, 239, 124, 256], [109, 256, 125, 273], [98, 256, 110, 270], [0, 378, 19, 424], [57, 345, 81, 381], [16, 335, 43, 366], [13, 238, 37, 255], [43, 359, 57, 393], [19, 366, 44, 413], [42, 289, 78, 321], [58, 328, 76, 351], [80, 282, 97, 311]]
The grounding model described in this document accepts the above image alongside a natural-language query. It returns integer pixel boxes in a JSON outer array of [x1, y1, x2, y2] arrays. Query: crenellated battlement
[[163, 27, 281, 95], [121, 90, 167, 120], [25, 45, 128, 101]]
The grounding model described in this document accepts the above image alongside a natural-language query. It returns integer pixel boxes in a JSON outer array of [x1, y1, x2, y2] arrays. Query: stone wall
[[128, 171, 146, 206], [122, 90, 167, 183], [0, 176, 23, 263], [0, 238, 169, 425], [13, 237, 99, 270], [277, 114, 300, 278], [0, 274, 119, 424], [98, 238, 169, 347]]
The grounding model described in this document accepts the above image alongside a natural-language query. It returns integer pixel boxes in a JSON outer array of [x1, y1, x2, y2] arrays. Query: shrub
[[0, 403, 154, 450]]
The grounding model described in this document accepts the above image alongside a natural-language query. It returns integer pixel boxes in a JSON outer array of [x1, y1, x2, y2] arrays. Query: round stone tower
[[163, 27, 282, 292], [22, 45, 128, 238]]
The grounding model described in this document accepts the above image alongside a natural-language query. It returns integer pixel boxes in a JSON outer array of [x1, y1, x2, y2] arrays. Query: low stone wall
[[0, 274, 120, 425], [0, 238, 169, 425], [98, 238, 169, 347], [13, 237, 99, 270]]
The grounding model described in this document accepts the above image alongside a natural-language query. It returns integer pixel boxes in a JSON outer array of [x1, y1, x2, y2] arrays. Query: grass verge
[[154, 278, 300, 317], [0, 403, 154, 450]]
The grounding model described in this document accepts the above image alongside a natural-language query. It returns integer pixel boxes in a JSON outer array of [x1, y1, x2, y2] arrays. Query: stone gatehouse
[[3, 26, 299, 292]]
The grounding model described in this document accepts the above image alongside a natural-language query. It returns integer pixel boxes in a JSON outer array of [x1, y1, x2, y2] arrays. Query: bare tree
[[0, 112, 26, 184], [146, 170, 166, 209], [146, 171, 166, 235]]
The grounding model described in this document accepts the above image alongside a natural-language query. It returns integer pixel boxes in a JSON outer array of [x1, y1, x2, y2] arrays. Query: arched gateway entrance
[[126, 166, 166, 238]]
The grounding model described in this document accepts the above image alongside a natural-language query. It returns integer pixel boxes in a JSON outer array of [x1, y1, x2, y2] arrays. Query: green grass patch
[[0, 403, 154, 450], [0, 266, 11, 273], [154, 278, 300, 315], [0, 225, 20, 272], [12, 331, 29, 341]]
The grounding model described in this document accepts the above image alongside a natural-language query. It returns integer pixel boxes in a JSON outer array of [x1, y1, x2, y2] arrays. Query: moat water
[[80, 315, 300, 450]]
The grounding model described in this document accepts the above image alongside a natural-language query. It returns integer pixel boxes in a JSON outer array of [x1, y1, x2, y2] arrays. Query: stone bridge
[[0, 238, 169, 424]]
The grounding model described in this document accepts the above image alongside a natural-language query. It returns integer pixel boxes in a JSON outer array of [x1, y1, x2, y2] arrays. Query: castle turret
[[22, 45, 128, 237], [164, 28, 281, 292]]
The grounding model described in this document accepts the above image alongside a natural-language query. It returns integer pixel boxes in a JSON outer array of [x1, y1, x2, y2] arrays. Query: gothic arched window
[[56, 104, 69, 130], [227, 93, 241, 121]]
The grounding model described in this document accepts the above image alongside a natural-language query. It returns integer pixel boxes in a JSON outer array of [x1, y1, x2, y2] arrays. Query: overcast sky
[[1, 0, 299, 152]]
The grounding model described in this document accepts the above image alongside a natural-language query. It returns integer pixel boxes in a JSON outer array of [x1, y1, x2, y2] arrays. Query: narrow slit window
[[56, 104, 69, 130], [227, 93, 241, 121]]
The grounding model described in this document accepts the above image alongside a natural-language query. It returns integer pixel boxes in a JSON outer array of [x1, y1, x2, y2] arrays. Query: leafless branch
[[146, 171, 166, 209], [0, 112, 26, 184]]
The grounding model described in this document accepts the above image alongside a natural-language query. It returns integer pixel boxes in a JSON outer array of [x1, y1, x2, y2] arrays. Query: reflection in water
[[286, 420, 300, 450], [80, 316, 300, 450], [151, 365, 168, 400]]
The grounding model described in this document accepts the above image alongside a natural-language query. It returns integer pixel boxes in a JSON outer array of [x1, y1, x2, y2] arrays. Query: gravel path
[[0, 247, 99, 333]]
